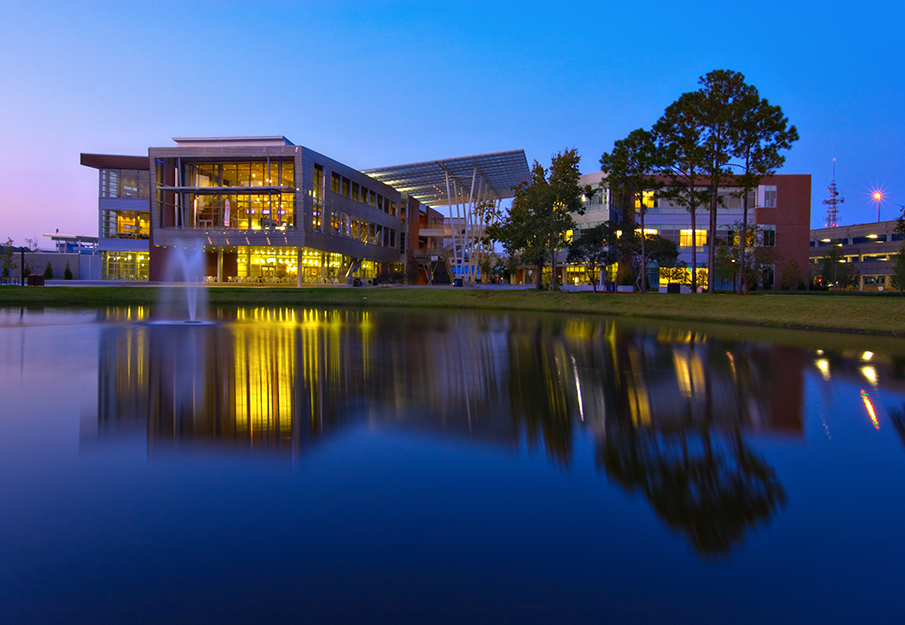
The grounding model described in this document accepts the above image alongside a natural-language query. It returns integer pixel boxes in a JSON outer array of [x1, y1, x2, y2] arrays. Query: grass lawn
[[1, 285, 903, 336]]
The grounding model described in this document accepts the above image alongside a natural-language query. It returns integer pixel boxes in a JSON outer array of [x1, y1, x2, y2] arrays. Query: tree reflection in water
[[599, 423, 785, 556], [506, 318, 792, 556], [96, 308, 795, 556]]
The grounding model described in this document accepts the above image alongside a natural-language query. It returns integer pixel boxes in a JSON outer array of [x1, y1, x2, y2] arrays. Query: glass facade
[[230, 247, 380, 284], [160, 159, 297, 231], [101, 210, 149, 239], [188, 160, 294, 188], [101, 169, 150, 198], [103, 251, 150, 280], [189, 192, 295, 230]]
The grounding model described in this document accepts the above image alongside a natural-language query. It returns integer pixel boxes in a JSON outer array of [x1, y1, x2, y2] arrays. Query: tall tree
[[697, 70, 757, 293], [600, 129, 663, 292], [729, 91, 798, 293], [1, 238, 18, 280], [653, 92, 710, 292], [487, 149, 586, 290]]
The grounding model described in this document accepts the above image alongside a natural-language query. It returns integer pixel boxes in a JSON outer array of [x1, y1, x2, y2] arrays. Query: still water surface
[[1, 306, 904, 624]]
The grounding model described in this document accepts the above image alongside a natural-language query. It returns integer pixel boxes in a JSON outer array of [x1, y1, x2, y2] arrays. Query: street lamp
[[873, 191, 883, 222]]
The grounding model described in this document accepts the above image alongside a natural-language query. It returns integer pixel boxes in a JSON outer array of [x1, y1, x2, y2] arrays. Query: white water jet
[[158, 240, 209, 324]]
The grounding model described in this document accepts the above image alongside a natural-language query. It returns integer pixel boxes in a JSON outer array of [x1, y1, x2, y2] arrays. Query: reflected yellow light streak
[[674, 351, 693, 398], [628, 348, 650, 427], [861, 389, 879, 429], [861, 365, 878, 386], [233, 324, 296, 439], [862, 351, 874, 361], [564, 319, 594, 339], [815, 358, 831, 381]]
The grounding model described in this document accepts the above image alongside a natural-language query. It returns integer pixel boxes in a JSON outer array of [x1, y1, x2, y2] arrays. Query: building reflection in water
[[96, 307, 809, 555]]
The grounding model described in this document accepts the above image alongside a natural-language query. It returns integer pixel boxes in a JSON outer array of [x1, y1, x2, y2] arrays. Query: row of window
[[811, 233, 902, 247], [594, 187, 773, 212], [189, 193, 296, 230], [330, 171, 398, 217], [186, 160, 295, 189], [571, 226, 775, 248], [811, 253, 893, 264], [328, 212, 398, 248]]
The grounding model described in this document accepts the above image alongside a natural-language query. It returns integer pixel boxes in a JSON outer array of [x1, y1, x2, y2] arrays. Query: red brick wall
[[756, 175, 811, 289]]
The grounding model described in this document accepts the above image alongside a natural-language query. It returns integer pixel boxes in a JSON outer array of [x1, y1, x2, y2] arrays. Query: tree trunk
[[640, 200, 647, 294], [708, 186, 718, 293], [738, 194, 749, 295], [535, 261, 543, 290], [690, 203, 698, 292]]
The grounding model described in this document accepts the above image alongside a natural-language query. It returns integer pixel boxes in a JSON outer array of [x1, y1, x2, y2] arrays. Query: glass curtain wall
[[101, 211, 150, 239], [103, 252, 150, 280], [101, 169, 151, 198], [181, 160, 296, 230], [229, 247, 381, 284]]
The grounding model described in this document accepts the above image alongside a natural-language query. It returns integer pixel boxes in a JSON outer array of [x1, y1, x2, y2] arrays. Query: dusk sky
[[1, 0, 902, 247]]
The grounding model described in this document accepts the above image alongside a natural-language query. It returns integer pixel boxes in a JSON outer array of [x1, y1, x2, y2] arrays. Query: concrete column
[[296, 248, 303, 287], [216, 249, 223, 283]]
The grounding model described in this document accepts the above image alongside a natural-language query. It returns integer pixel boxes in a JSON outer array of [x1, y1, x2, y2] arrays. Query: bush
[[64, 261, 73, 280], [43, 262, 54, 280]]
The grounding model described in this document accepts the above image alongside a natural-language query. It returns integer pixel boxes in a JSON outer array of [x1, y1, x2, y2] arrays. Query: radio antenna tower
[[822, 159, 844, 227]]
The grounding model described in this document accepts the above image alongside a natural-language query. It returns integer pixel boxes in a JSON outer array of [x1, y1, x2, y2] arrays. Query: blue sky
[[1, 0, 902, 246]]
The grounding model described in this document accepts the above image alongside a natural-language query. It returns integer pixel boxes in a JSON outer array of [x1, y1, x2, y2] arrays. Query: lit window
[[764, 185, 777, 208], [680, 230, 707, 247], [634, 191, 658, 209]]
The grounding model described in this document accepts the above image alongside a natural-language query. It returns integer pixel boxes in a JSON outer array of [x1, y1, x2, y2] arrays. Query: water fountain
[[154, 239, 212, 325]]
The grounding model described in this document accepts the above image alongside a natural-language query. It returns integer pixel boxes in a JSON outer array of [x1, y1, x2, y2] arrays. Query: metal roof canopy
[[362, 150, 529, 208]]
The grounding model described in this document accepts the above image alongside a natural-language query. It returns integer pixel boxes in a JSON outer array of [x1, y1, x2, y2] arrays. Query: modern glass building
[[83, 137, 529, 285]]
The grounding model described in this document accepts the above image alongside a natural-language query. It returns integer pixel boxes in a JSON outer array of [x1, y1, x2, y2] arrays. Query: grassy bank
[[1, 285, 904, 336]]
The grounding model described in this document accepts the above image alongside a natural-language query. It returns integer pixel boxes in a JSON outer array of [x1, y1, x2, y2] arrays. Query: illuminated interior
[[680, 229, 708, 247], [103, 252, 150, 280], [163, 159, 297, 230], [102, 210, 150, 239], [233, 247, 381, 283]]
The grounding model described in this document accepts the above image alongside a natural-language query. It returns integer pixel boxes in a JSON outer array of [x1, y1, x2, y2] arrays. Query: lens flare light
[[861, 389, 879, 430]]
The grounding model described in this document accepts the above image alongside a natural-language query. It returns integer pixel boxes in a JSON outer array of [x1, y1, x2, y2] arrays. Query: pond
[[1, 306, 904, 624]]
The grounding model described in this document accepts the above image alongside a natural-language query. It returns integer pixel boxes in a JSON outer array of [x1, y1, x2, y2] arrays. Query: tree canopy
[[487, 149, 586, 289], [653, 92, 710, 291], [600, 128, 662, 293]]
